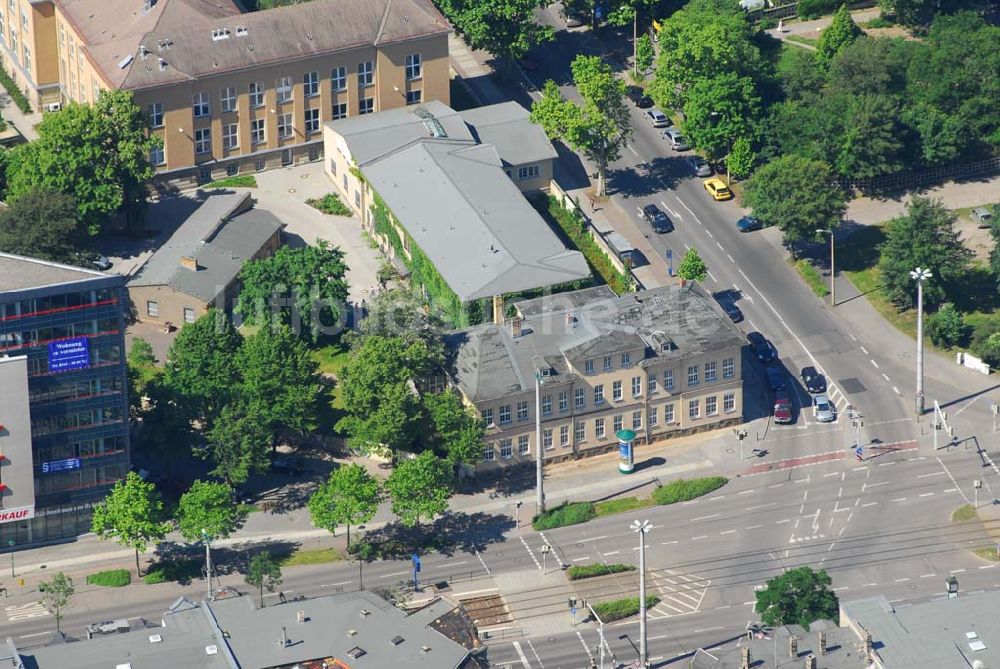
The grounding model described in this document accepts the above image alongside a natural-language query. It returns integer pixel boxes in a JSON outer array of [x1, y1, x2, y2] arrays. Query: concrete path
[[846, 175, 1000, 227], [0, 91, 42, 141], [768, 7, 881, 46]]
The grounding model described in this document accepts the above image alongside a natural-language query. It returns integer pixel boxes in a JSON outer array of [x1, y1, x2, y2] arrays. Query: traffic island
[[951, 504, 1000, 563]]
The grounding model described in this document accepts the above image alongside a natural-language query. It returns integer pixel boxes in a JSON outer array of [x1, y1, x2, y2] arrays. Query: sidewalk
[[0, 93, 42, 141], [768, 7, 880, 46]]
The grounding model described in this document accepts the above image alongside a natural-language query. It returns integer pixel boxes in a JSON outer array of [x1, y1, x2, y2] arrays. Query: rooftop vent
[[158, 58, 167, 71], [390, 636, 404, 646], [360, 609, 371, 617], [347, 629, 357, 637], [118, 54, 134, 69], [116, 665, 132, 669], [205, 645, 218, 656], [347, 647, 366, 659], [296, 610, 307, 624], [212, 28, 230, 41], [421, 645, 432, 653], [148, 634, 162, 644], [157, 39, 172, 50], [236, 26, 248, 36]]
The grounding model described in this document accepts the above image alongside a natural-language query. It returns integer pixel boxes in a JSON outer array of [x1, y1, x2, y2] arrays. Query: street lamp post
[[201, 529, 213, 600], [630, 519, 651, 667], [819, 229, 835, 306], [535, 371, 545, 515], [8, 539, 14, 577], [911, 268, 932, 416]]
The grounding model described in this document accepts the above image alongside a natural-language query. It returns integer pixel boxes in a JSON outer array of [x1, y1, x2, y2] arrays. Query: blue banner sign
[[41, 458, 81, 474], [48, 337, 90, 373]]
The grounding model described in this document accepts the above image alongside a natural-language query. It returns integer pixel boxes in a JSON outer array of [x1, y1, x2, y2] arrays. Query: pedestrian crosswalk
[[646, 569, 710, 619]]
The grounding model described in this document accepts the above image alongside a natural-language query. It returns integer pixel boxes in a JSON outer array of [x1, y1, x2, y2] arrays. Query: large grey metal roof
[[689, 622, 866, 669], [0, 252, 110, 293], [841, 592, 1000, 668], [446, 282, 745, 402], [461, 101, 559, 166], [209, 590, 469, 669], [128, 192, 283, 302], [363, 140, 589, 302]]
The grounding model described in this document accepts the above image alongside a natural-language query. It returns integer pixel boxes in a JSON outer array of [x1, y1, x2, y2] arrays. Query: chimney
[[804, 655, 817, 669], [565, 312, 575, 328], [511, 317, 522, 338], [789, 635, 798, 658], [179, 256, 199, 271], [740, 646, 751, 669], [817, 631, 827, 655]]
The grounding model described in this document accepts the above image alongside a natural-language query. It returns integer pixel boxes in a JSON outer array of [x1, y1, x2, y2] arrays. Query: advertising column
[[617, 429, 636, 474], [0, 355, 36, 527]]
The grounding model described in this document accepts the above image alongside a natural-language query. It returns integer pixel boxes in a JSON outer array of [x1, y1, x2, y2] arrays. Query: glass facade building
[[0, 254, 130, 547]]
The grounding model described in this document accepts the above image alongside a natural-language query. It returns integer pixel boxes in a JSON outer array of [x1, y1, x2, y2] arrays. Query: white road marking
[[951, 569, 966, 574], [881, 373, 890, 381], [321, 580, 353, 587], [727, 254, 735, 262], [720, 530, 737, 535], [717, 242, 725, 251], [577, 535, 610, 543], [692, 514, 721, 521], [776, 519, 791, 524], [870, 359, 879, 369], [918, 471, 945, 479], [684, 242, 692, 249], [380, 570, 410, 578], [860, 346, 869, 354], [862, 502, 878, 507], [894, 578, 910, 583], [627, 144, 639, 157], [572, 557, 590, 562], [662, 540, 679, 545], [893, 386, 901, 395], [526, 639, 545, 668], [864, 481, 889, 490], [18, 632, 50, 639], [920, 574, 936, 578], [692, 535, 708, 541], [603, 550, 621, 556], [707, 270, 718, 282], [937, 457, 971, 504], [706, 229, 714, 238], [745, 524, 764, 530]]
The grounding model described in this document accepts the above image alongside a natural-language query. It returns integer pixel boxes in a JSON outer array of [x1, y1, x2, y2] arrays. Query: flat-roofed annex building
[[446, 282, 745, 468], [0, 0, 450, 185], [0, 253, 130, 547]]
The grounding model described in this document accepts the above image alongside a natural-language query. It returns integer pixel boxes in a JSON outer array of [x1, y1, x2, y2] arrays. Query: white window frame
[[649, 406, 659, 427], [517, 401, 529, 421], [621, 352, 631, 367], [595, 417, 605, 439], [249, 81, 264, 108], [648, 375, 658, 394], [575, 421, 585, 443], [220, 86, 236, 113], [406, 89, 421, 105], [481, 408, 494, 426], [613, 415, 623, 433], [148, 102, 163, 128], [594, 384, 604, 405], [665, 403, 675, 423], [222, 123, 238, 150], [687, 365, 699, 386], [518, 435, 530, 455], [500, 439, 513, 459], [331, 66, 346, 92], [146, 300, 159, 317], [542, 394, 552, 416], [631, 376, 642, 398], [559, 424, 570, 447], [518, 164, 540, 180], [405, 53, 421, 80], [705, 361, 717, 383], [558, 392, 568, 412], [612, 381, 623, 402], [724, 392, 736, 413], [632, 410, 642, 430], [499, 404, 511, 424], [483, 445, 495, 462], [194, 127, 211, 155], [574, 388, 585, 409], [357, 60, 373, 87], [706, 395, 718, 416], [304, 108, 320, 134], [723, 357, 735, 379], [585, 359, 594, 375], [183, 307, 196, 324], [543, 428, 553, 449], [250, 118, 266, 145], [277, 112, 293, 139], [359, 97, 374, 115], [303, 71, 319, 97], [276, 75, 292, 103], [193, 91, 210, 118], [664, 369, 674, 390], [149, 146, 165, 166], [688, 399, 700, 420], [332, 101, 348, 120]]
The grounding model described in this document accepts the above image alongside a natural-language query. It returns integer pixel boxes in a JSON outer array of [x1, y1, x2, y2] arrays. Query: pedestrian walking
[[777, 18, 784, 33]]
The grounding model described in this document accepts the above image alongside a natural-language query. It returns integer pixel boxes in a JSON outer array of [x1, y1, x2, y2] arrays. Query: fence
[[750, 0, 876, 22], [840, 156, 1000, 194]]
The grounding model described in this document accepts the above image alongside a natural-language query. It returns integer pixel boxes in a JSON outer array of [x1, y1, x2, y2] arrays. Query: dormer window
[[212, 28, 231, 41]]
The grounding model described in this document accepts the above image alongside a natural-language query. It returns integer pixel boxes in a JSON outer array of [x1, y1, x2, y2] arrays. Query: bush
[[795, 259, 830, 298], [532, 501, 596, 530], [567, 563, 636, 580], [927, 303, 969, 348], [538, 196, 632, 294], [591, 595, 660, 622], [652, 476, 728, 505], [759, 17, 778, 30], [862, 16, 894, 28], [205, 175, 257, 189], [307, 193, 353, 217], [594, 497, 652, 516], [0, 68, 32, 114], [86, 569, 131, 587], [797, 0, 839, 19], [143, 558, 202, 585]]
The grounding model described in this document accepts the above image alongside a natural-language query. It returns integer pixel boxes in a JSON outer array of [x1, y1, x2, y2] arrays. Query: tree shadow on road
[[358, 511, 513, 560], [608, 155, 685, 199]]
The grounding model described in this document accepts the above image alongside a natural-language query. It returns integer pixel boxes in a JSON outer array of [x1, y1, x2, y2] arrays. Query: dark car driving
[[736, 216, 762, 232], [641, 204, 674, 233], [722, 301, 743, 323], [766, 365, 786, 391], [747, 331, 777, 362], [799, 366, 827, 394]]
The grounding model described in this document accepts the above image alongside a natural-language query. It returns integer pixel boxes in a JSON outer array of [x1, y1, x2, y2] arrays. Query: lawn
[[785, 34, 818, 47], [794, 259, 830, 298], [306, 193, 352, 217], [311, 338, 351, 411], [279, 547, 344, 566], [205, 175, 257, 189], [86, 569, 131, 587]]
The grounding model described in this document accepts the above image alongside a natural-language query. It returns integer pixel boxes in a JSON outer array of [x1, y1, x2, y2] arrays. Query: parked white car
[[812, 394, 836, 423]]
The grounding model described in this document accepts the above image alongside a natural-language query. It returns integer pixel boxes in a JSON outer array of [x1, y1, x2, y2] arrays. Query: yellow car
[[703, 177, 733, 201]]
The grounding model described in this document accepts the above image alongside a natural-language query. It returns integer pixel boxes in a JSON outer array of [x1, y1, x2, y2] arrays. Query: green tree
[[308, 463, 381, 547], [0, 188, 85, 263], [817, 5, 863, 66], [176, 480, 249, 543], [755, 566, 838, 628], [990, 223, 1000, 290], [205, 400, 273, 487], [438, 0, 554, 75], [384, 451, 454, 526], [681, 72, 761, 162], [879, 0, 989, 26], [634, 34, 654, 75], [830, 92, 905, 178], [648, 0, 766, 109], [531, 56, 631, 195], [134, 378, 196, 466], [237, 326, 321, 438], [423, 391, 487, 467], [39, 572, 74, 634], [348, 540, 378, 590], [245, 552, 283, 607], [743, 155, 846, 252], [127, 337, 159, 421], [338, 382, 423, 454], [927, 303, 969, 347], [236, 241, 350, 342], [128, 337, 156, 368], [676, 247, 708, 282], [353, 286, 448, 369], [877, 197, 972, 309], [827, 36, 912, 97], [162, 309, 242, 425], [726, 136, 756, 181], [90, 472, 170, 578], [4, 90, 158, 235], [776, 48, 824, 101]]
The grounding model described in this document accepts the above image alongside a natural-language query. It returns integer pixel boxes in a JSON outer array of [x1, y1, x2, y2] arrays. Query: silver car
[[663, 128, 689, 151], [972, 207, 993, 228], [687, 156, 712, 176], [646, 108, 671, 128], [812, 394, 835, 423]]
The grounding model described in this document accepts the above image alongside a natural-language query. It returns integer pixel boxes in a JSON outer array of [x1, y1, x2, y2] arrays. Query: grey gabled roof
[[461, 101, 559, 167], [128, 192, 282, 303], [363, 140, 589, 302]]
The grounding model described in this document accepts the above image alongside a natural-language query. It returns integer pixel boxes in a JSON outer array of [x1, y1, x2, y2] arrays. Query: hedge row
[[592, 595, 660, 622], [542, 196, 632, 294], [0, 67, 31, 114], [567, 563, 635, 580], [86, 569, 131, 587], [651, 477, 729, 505], [532, 501, 596, 531]]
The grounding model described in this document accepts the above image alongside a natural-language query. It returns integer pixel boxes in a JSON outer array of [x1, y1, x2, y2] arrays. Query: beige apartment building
[[445, 283, 746, 470], [0, 0, 450, 185]]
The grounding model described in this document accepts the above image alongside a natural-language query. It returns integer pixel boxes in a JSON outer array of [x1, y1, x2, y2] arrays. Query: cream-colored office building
[[446, 283, 746, 469], [0, 0, 450, 185]]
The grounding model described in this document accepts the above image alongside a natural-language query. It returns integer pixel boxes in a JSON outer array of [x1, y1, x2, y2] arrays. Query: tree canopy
[[437, 0, 553, 72], [726, 136, 756, 180], [876, 197, 971, 309], [531, 56, 631, 195], [423, 390, 487, 466], [40, 572, 75, 633], [236, 241, 349, 342], [0, 188, 85, 263], [677, 248, 708, 282], [308, 463, 381, 546], [743, 155, 846, 249], [755, 566, 839, 628], [4, 90, 157, 235], [681, 72, 762, 162], [176, 480, 249, 543], [816, 5, 862, 66], [205, 399, 273, 487], [90, 472, 170, 578], [384, 451, 453, 526], [245, 552, 282, 607]]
